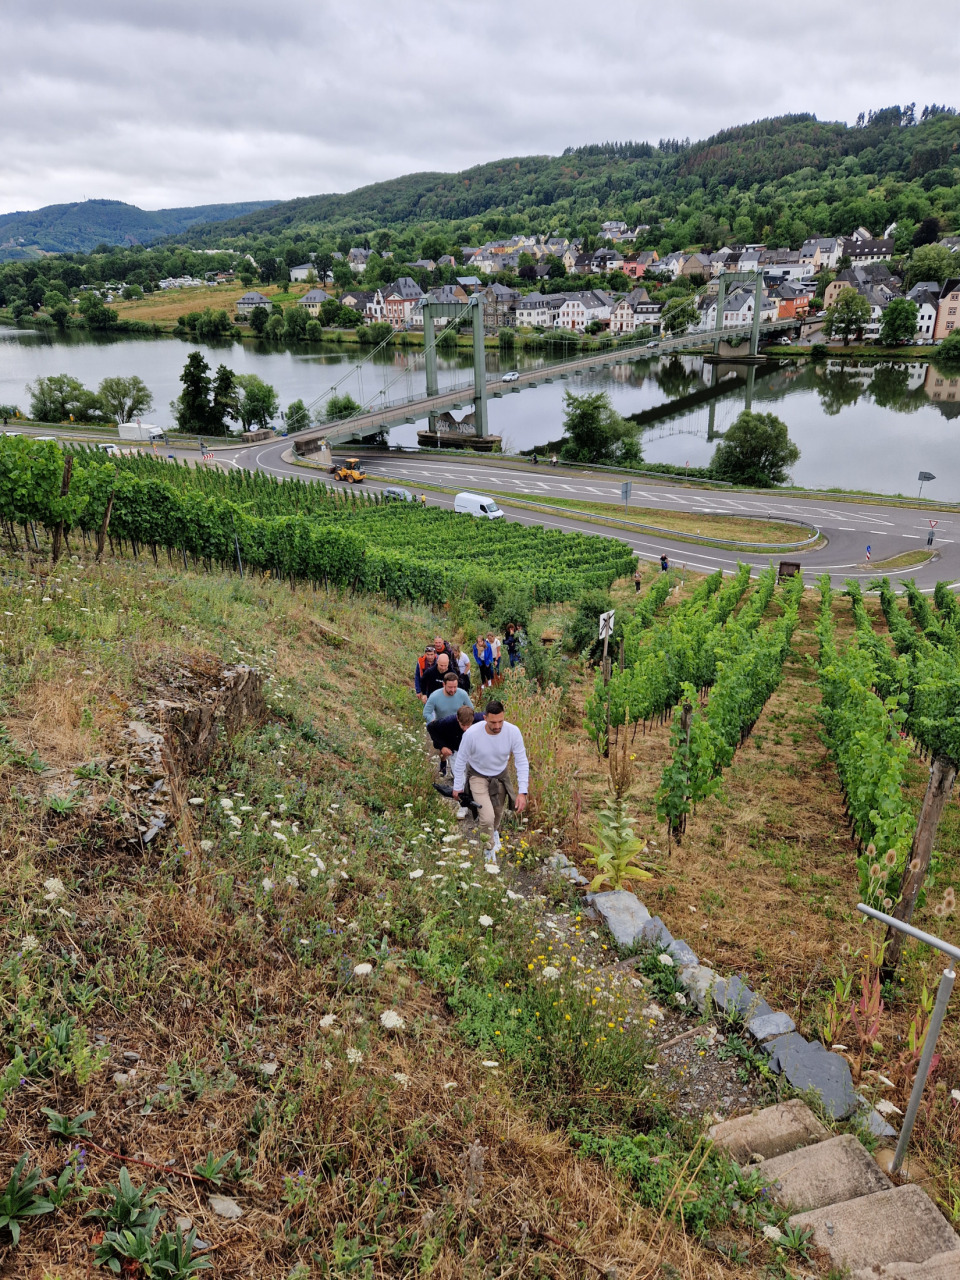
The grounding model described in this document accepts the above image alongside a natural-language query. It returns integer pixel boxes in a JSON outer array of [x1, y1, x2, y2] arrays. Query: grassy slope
[[1, 552, 796, 1279]]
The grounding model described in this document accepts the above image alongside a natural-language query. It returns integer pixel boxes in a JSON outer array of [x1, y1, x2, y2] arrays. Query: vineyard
[[0, 439, 636, 606]]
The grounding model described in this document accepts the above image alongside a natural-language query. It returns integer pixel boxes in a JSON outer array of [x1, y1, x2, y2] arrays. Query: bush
[[709, 409, 800, 487], [566, 588, 613, 655], [933, 330, 960, 375], [466, 571, 501, 615], [305, 319, 323, 341], [810, 342, 828, 360], [490, 584, 534, 633]]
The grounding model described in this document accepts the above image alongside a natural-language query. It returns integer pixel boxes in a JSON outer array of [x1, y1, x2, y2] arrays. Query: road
[[198, 438, 958, 592]]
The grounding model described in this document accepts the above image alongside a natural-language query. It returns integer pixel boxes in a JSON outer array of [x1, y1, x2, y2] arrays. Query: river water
[[1, 326, 958, 498]]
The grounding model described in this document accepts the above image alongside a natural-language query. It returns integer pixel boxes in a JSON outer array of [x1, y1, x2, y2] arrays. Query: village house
[[773, 281, 815, 319], [760, 248, 813, 282], [289, 262, 317, 283], [800, 237, 845, 271], [381, 277, 425, 328], [823, 263, 896, 308], [697, 286, 777, 331], [235, 290, 273, 315], [622, 250, 659, 279], [907, 282, 941, 340], [609, 288, 663, 335], [339, 289, 376, 318], [297, 288, 330, 317], [347, 248, 373, 273], [840, 235, 894, 265], [407, 283, 471, 328], [514, 292, 565, 328], [480, 282, 520, 329], [555, 290, 613, 331], [934, 278, 960, 341]]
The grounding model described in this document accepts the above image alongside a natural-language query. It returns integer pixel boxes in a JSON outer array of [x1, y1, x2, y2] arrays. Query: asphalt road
[[201, 439, 958, 592]]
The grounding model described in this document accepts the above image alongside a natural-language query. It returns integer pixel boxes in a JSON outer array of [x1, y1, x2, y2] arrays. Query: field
[[111, 283, 312, 328], [1, 450, 959, 1276]]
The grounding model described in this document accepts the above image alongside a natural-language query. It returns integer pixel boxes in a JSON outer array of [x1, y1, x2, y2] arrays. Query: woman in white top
[[452, 644, 471, 693], [487, 632, 502, 677]]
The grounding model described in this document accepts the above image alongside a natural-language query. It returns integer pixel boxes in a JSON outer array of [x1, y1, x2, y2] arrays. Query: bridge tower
[[711, 270, 765, 359], [422, 295, 488, 437]]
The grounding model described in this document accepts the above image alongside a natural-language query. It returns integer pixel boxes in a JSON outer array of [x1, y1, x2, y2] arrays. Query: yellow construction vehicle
[[332, 457, 366, 483]]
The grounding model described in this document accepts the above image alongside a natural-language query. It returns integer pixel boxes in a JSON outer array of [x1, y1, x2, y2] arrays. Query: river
[[1, 326, 958, 498]]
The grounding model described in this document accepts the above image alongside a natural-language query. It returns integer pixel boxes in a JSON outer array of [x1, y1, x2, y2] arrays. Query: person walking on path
[[473, 635, 494, 688], [452, 644, 471, 693], [423, 670, 473, 725], [452, 699, 529, 863], [504, 624, 521, 669], [427, 704, 483, 782], [414, 645, 437, 703], [635, 564, 644, 592], [488, 632, 502, 679], [660, 553, 669, 573], [433, 635, 455, 668]]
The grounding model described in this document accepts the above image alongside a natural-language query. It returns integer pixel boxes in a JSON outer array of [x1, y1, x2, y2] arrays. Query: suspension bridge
[[293, 281, 799, 456]]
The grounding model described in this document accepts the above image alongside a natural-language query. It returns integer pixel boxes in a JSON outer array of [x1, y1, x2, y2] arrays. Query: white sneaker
[[484, 831, 501, 862], [455, 806, 469, 820]]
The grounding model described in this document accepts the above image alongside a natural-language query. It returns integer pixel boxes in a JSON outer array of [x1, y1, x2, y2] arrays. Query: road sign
[[621, 480, 632, 506], [919, 471, 936, 482], [930, 519, 939, 528], [598, 610, 616, 640], [866, 545, 871, 562]]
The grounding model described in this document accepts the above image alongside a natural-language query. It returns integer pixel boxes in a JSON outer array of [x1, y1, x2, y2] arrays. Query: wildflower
[[393, 1072, 412, 1089], [43, 877, 65, 901], [482, 1060, 499, 1068], [951, 1089, 960, 1103], [478, 915, 494, 928], [443, 1081, 457, 1089], [379, 1011, 405, 1031], [353, 963, 373, 976], [219, 798, 234, 810], [674, 992, 687, 1006], [484, 864, 500, 876], [541, 966, 561, 980], [261, 877, 274, 892], [274, 832, 288, 843], [346, 1047, 363, 1065], [20, 935, 40, 954], [188, 797, 204, 806], [657, 953, 674, 967], [199, 840, 214, 852], [409, 869, 423, 879], [319, 1014, 337, 1028], [284, 874, 299, 889], [763, 1225, 783, 1244], [884, 849, 898, 867]]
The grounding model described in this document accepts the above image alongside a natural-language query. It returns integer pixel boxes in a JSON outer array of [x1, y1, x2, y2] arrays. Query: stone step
[[707, 1099, 830, 1164], [851, 1249, 960, 1279], [789, 1184, 960, 1274], [756, 1134, 891, 1212]]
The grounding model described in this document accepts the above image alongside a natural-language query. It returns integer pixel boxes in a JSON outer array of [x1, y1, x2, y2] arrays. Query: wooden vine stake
[[96, 489, 115, 563], [51, 455, 73, 564]]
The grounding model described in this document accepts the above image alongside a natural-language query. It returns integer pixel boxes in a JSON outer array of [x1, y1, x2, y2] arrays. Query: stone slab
[[586, 889, 651, 949], [708, 1099, 830, 1164], [789, 1184, 960, 1273], [757, 1134, 891, 1212], [851, 1250, 960, 1279], [856, 1095, 897, 1140], [680, 964, 717, 1010], [712, 975, 771, 1020], [778, 1037, 859, 1119], [747, 1010, 796, 1041], [640, 916, 673, 947], [667, 938, 699, 967], [764, 1031, 809, 1070]]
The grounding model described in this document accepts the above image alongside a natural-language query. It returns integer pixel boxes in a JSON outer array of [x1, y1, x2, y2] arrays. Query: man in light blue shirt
[[424, 670, 473, 724]]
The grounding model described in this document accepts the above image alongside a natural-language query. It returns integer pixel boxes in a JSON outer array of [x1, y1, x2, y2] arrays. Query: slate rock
[[667, 938, 699, 968], [763, 1031, 810, 1071], [640, 916, 673, 947], [208, 1195, 243, 1219], [747, 1010, 796, 1042], [713, 976, 771, 1020], [856, 1098, 898, 1140], [779, 1039, 859, 1119], [586, 889, 651, 948], [680, 964, 717, 1010]]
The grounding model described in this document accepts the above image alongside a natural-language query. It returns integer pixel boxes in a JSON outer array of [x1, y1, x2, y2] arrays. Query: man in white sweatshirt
[[451, 699, 529, 862]]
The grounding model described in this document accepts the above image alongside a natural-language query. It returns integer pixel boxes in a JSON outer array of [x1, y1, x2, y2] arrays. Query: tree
[[709, 410, 800, 487], [305, 319, 323, 341], [98, 375, 153, 423], [176, 352, 213, 434], [332, 260, 353, 288], [28, 375, 100, 423], [249, 305, 268, 335], [323, 393, 362, 422], [264, 313, 284, 339], [77, 292, 117, 329], [912, 216, 942, 247], [822, 289, 871, 345], [879, 297, 919, 345], [546, 256, 566, 279], [283, 306, 309, 340], [661, 296, 698, 335], [211, 365, 239, 434], [558, 390, 627, 463], [234, 374, 279, 430], [933, 330, 960, 375], [906, 242, 955, 288], [286, 399, 310, 432], [48, 303, 70, 329]]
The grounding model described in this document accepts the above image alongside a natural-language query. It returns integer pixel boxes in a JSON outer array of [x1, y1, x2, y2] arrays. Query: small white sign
[[599, 609, 616, 639]]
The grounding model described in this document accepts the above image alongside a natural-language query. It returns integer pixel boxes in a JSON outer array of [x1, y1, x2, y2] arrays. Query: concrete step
[[789, 1184, 960, 1274], [851, 1250, 960, 1279], [707, 1099, 830, 1164], [757, 1133, 891, 1212]]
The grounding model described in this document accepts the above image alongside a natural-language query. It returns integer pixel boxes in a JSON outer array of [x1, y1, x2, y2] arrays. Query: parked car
[[381, 486, 414, 503], [501, 371, 520, 382], [646, 340, 658, 348], [454, 492, 504, 519]]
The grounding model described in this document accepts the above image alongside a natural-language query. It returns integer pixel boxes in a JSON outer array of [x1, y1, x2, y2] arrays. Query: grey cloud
[[1, 0, 958, 212]]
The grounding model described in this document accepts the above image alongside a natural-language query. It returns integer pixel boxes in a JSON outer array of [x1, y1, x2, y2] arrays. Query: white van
[[454, 492, 504, 519]]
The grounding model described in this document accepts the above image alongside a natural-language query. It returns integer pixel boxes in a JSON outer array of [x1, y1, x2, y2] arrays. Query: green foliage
[[175, 308, 235, 341], [905, 242, 958, 288], [566, 587, 613, 654], [286, 398, 310, 432], [709, 409, 800, 487], [192, 1150, 235, 1185], [323, 392, 362, 422], [879, 297, 919, 345], [248, 305, 269, 335], [42, 1106, 96, 1140], [304, 318, 323, 341], [28, 374, 102, 424], [822, 289, 872, 345], [933, 329, 960, 375], [559, 389, 631, 464], [174, 354, 238, 436], [0, 1156, 55, 1247], [98, 375, 153, 423], [85, 1166, 162, 1232], [581, 800, 658, 892], [234, 374, 279, 430]]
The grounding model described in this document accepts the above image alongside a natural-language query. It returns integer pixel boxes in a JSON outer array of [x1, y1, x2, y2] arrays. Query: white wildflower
[[443, 1081, 457, 1090], [353, 963, 373, 977], [674, 992, 687, 1006], [188, 797, 204, 806], [319, 1014, 337, 1028], [43, 877, 65, 901], [762, 1225, 783, 1244], [951, 1089, 960, 1103], [261, 877, 274, 891], [309, 868, 319, 878], [393, 1072, 412, 1089], [274, 832, 288, 843], [379, 1011, 405, 1031], [409, 869, 423, 879], [657, 953, 674, 967], [484, 864, 500, 875], [219, 798, 233, 810], [199, 840, 214, 852], [442, 834, 460, 844], [284, 874, 299, 889], [541, 966, 561, 980], [478, 915, 494, 928], [20, 935, 40, 954], [346, 1047, 363, 1065], [482, 1060, 499, 1068]]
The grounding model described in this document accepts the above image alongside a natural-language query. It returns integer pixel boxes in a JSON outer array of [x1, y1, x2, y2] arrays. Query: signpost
[[621, 480, 632, 514], [599, 609, 615, 686], [928, 518, 939, 548], [918, 470, 935, 499], [866, 545, 871, 563]]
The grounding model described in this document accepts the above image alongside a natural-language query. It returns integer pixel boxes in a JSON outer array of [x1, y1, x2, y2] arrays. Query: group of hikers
[[413, 631, 529, 864]]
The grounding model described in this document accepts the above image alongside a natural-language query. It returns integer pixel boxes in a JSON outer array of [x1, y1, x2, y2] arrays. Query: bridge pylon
[[422, 295, 488, 437]]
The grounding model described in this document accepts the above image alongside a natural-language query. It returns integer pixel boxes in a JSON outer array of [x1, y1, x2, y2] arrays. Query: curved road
[[199, 438, 958, 592]]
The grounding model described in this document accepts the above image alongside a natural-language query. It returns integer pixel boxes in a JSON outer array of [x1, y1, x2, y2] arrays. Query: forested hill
[[178, 107, 960, 251], [0, 198, 280, 257]]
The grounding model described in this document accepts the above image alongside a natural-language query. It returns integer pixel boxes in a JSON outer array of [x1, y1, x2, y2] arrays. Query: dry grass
[[112, 282, 313, 327]]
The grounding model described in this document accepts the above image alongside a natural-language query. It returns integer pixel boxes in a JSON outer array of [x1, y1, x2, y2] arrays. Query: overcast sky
[[2, 0, 959, 215]]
